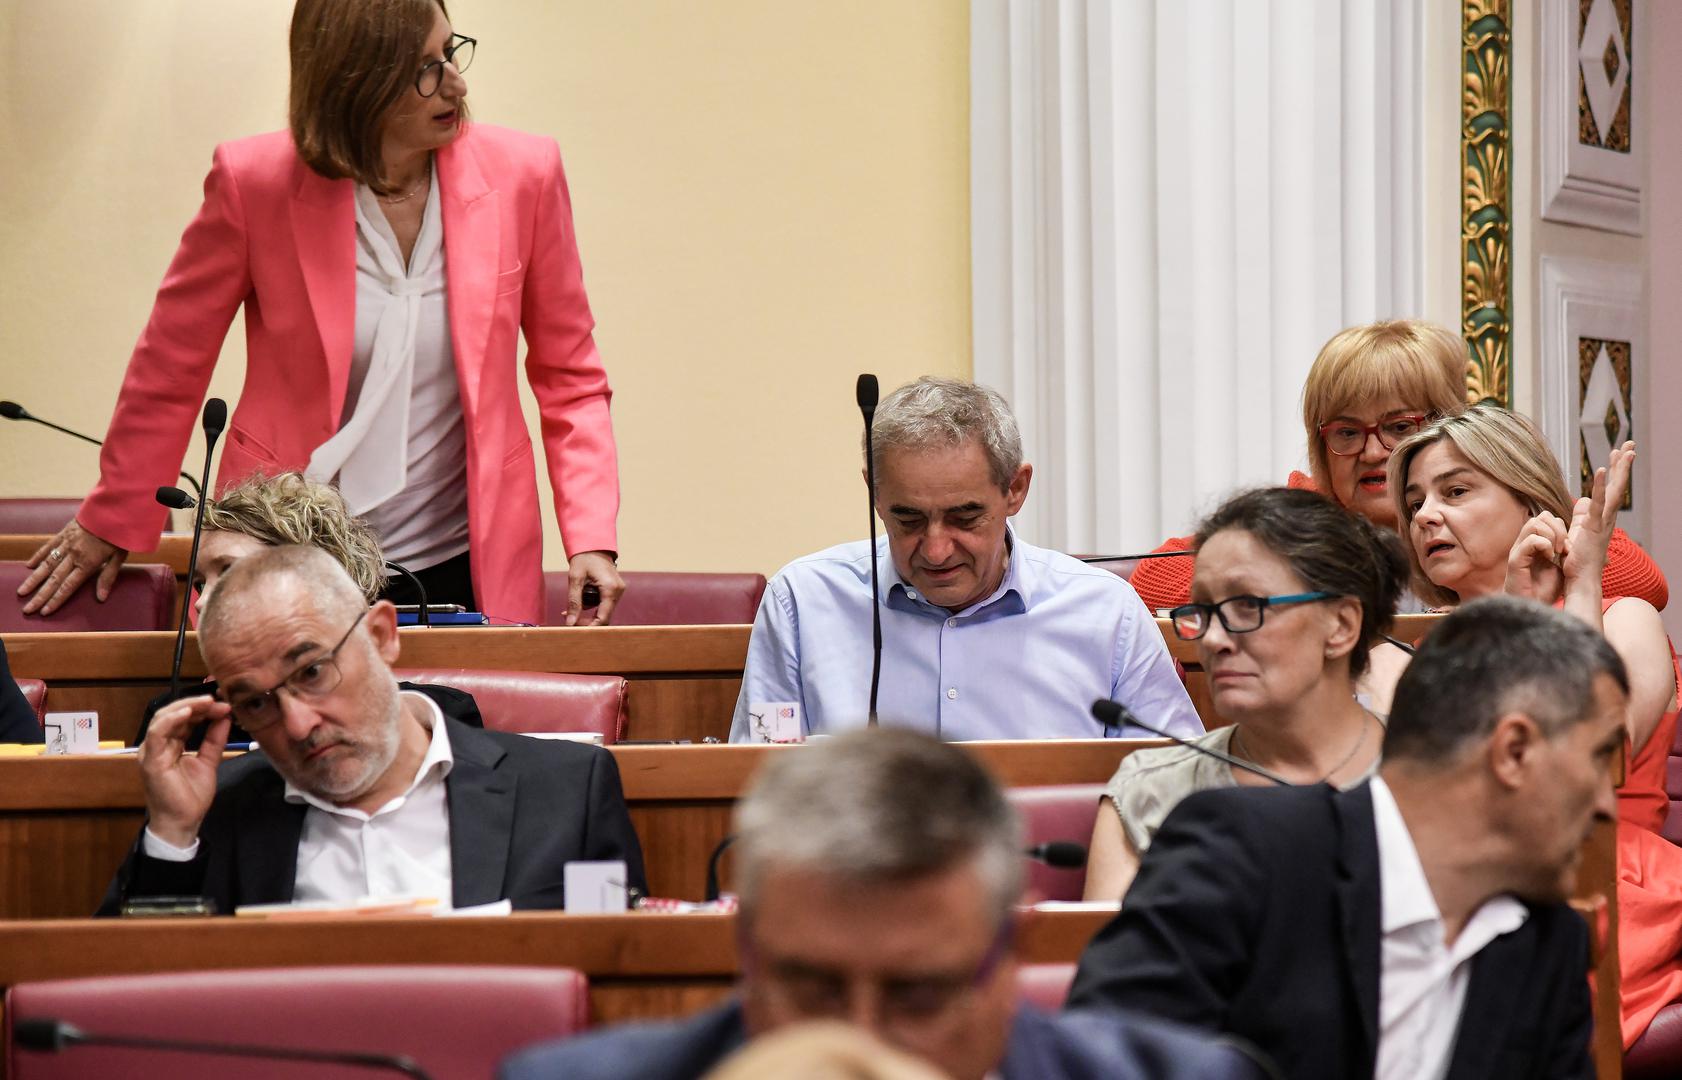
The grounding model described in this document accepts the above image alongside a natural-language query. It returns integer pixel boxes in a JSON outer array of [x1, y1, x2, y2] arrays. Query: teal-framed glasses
[[1166, 592, 1339, 641]]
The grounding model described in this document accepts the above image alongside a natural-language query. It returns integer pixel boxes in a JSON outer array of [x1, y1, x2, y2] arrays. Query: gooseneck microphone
[[385, 561, 431, 627], [2, 399, 203, 497], [856, 374, 883, 728], [1025, 841, 1088, 868], [1076, 550, 1195, 563], [15, 1017, 434, 1079], [167, 399, 227, 699], [1091, 699, 1288, 786], [705, 833, 736, 903]]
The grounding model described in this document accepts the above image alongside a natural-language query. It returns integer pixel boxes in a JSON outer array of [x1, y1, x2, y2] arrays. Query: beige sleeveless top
[[1102, 725, 1380, 856]]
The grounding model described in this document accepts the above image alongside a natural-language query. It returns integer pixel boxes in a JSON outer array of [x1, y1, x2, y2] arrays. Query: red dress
[[1616, 635, 1682, 1047], [1126, 472, 1670, 615]]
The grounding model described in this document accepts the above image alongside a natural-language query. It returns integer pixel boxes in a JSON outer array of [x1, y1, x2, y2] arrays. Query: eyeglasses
[[416, 34, 475, 97], [216, 611, 367, 732], [1317, 412, 1429, 456], [1167, 592, 1339, 641], [744, 918, 1014, 1031]]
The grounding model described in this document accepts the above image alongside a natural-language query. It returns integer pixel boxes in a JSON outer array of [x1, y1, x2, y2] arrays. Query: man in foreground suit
[[502, 729, 1267, 1080], [1068, 595, 1622, 1079], [100, 545, 644, 914]]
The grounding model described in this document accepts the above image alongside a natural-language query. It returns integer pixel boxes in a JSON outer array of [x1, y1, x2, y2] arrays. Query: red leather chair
[[15, 679, 46, 728], [544, 570, 767, 626], [0, 499, 83, 536], [1016, 963, 1077, 1011], [0, 563, 175, 633], [1008, 784, 1106, 902], [5, 965, 589, 1080], [394, 668, 628, 743]]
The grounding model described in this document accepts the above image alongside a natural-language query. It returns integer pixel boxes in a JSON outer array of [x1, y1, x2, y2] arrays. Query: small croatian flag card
[[747, 702, 802, 743], [43, 712, 100, 755]]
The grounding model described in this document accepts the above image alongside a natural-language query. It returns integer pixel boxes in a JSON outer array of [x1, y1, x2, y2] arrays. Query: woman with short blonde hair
[[1128, 319, 1667, 614]]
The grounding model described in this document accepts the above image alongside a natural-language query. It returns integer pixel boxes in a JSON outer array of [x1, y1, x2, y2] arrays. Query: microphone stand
[[15, 1018, 433, 1079], [856, 374, 882, 727], [1090, 699, 1289, 786], [169, 400, 226, 698], [385, 561, 430, 627]]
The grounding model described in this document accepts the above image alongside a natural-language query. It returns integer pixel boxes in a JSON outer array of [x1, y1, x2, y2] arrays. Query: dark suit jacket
[[498, 998, 1269, 1080], [98, 716, 645, 914], [0, 640, 42, 744], [1066, 782, 1593, 1080]]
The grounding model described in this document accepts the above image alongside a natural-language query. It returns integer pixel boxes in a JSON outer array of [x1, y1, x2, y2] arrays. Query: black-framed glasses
[[1316, 412, 1429, 457], [1167, 592, 1338, 641], [417, 34, 475, 97], [216, 610, 367, 732]]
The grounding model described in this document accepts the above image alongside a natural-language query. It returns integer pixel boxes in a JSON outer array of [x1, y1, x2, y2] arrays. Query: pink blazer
[[79, 124, 618, 626]]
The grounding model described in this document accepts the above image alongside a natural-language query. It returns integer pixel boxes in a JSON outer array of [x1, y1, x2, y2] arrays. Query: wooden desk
[[0, 741, 1150, 920], [2, 625, 751, 745], [1, 614, 1440, 748], [0, 907, 1111, 1030]]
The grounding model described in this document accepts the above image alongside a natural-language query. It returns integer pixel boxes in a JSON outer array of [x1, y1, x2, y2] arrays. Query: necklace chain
[[1230, 707, 1380, 785], [378, 175, 428, 204]]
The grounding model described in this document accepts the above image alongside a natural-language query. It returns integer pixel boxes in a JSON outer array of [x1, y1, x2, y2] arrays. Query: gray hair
[[1383, 595, 1629, 764], [201, 544, 367, 645], [733, 730, 1024, 923], [868, 377, 1024, 490]]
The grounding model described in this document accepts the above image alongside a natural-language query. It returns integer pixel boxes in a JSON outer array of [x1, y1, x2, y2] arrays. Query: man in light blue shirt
[[731, 377, 1201, 742]]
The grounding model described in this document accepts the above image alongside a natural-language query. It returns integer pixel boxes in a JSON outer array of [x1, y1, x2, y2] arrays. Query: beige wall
[[0, 2, 972, 576]]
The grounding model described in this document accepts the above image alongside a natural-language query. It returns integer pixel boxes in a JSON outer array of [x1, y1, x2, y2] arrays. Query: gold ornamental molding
[[1462, 0, 1512, 406]]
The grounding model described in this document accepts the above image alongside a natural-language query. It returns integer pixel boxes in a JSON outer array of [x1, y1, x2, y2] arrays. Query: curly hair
[[201, 472, 386, 601]]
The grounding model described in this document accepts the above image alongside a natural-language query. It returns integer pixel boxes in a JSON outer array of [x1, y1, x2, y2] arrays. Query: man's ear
[[1003, 463, 1032, 516], [366, 600, 402, 665], [1487, 712, 1542, 791]]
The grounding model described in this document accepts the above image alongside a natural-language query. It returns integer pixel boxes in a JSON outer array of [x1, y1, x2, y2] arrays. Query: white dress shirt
[[1370, 776, 1528, 1080], [143, 693, 457, 908], [305, 160, 471, 572]]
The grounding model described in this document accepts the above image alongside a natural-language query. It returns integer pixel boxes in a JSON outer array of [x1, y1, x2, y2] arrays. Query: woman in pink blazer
[[19, 0, 622, 628]]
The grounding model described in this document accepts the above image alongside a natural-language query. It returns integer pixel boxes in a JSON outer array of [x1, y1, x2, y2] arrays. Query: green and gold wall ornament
[[1462, 0, 1512, 406]]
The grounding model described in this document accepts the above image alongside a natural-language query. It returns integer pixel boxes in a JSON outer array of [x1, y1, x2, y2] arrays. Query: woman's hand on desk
[[17, 519, 128, 615], [138, 696, 232, 848]]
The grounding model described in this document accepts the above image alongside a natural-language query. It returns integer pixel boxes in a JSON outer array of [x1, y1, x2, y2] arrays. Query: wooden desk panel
[[0, 906, 1112, 1029], [3, 626, 751, 745], [0, 741, 1149, 920], [2, 614, 1441, 747]]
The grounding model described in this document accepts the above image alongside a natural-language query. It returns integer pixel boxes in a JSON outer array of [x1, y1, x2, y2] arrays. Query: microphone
[[1091, 699, 1288, 786], [168, 399, 227, 699], [386, 561, 431, 627], [2, 399, 203, 498], [1025, 841, 1088, 868], [156, 486, 195, 511], [856, 374, 883, 728], [705, 833, 736, 903], [15, 1017, 434, 1079], [1075, 550, 1195, 563]]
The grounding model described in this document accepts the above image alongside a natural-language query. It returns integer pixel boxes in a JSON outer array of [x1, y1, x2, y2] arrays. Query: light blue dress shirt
[[729, 531, 1203, 741]]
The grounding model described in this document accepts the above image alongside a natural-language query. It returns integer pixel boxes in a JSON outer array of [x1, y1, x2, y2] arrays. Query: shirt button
[[946, 688, 958, 700], [906, 590, 918, 600], [946, 617, 957, 627]]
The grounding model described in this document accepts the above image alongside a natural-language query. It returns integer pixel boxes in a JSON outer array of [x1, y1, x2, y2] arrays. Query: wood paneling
[[0, 908, 1115, 1027]]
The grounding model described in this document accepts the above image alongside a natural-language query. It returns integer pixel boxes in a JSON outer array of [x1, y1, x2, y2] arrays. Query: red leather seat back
[[0, 563, 175, 633], [394, 668, 628, 743], [1007, 784, 1106, 902], [1627, 1002, 1682, 1079], [16, 679, 46, 727], [1661, 719, 1682, 846], [1015, 963, 1077, 1011], [0, 499, 82, 536], [5, 965, 589, 1080], [544, 571, 766, 626]]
